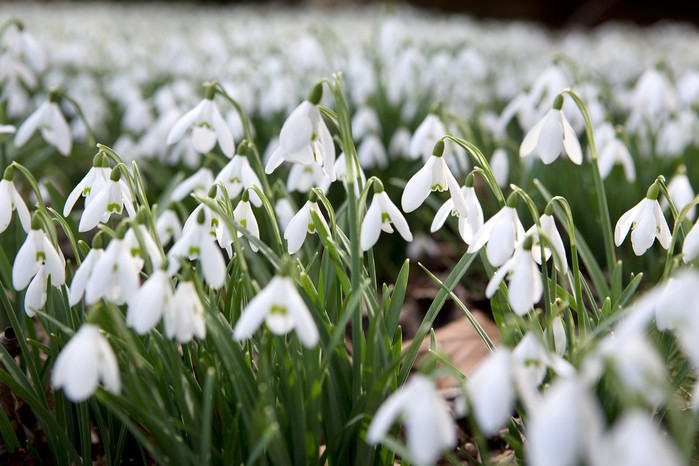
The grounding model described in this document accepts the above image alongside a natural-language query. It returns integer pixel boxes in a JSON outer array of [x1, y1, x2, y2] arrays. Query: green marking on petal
[[188, 246, 201, 256], [197, 121, 212, 129], [82, 187, 91, 196], [308, 223, 316, 233], [107, 203, 122, 213], [431, 183, 444, 191], [36, 251, 46, 261], [240, 219, 247, 228], [270, 304, 287, 315], [381, 212, 392, 223]]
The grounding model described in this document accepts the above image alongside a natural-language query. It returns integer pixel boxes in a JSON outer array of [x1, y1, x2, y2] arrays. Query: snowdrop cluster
[[4, 5, 699, 466]]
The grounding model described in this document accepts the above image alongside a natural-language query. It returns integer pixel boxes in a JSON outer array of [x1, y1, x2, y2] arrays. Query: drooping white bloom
[[78, 171, 136, 232], [682, 219, 699, 263], [361, 188, 412, 250], [526, 377, 604, 466], [215, 153, 263, 206], [13, 226, 65, 316], [490, 148, 509, 188], [182, 199, 233, 257], [168, 213, 226, 289], [401, 142, 469, 215], [597, 332, 667, 405], [520, 95, 582, 165], [233, 275, 318, 347], [357, 135, 388, 169], [156, 210, 183, 245], [0, 124, 16, 134], [63, 155, 111, 216], [431, 177, 484, 245], [461, 348, 515, 436], [167, 97, 234, 157], [274, 199, 296, 231], [265, 88, 336, 181], [164, 280, 206, 343], [409, 113, 446, 160], [286, 162, 328, 194], [595, 123, 636, 182], [351, 105, 381, 140], [14, 100, 72, 156], [68, 247, 104, 306], [614, 185, 671, 256], [468, 202, 525, 267], [550, 316, 567, 356], [170, 168, 214, 202], [127, 270, 174, 335], [593, 411, 683, 466], [367, 375, 456, 466], [485, 236, 542, 316], [284, 198, 329, 255], [527, 212, 568, 274], [85, 238, 140, 306], [389, 126, 412, 158], [52, 324, 120, 402], [232, 194, 260, 252], [0, 176, 31, 233], [123, 224, 164, 272]]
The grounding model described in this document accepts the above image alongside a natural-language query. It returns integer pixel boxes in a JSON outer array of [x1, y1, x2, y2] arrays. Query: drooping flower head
[[78, 166, 136, 232], [361, 178, 412, 251], [265, 83, 336, 181], [284, 190, 329, 255], [14, 88, 72, 156], [0, 165, 31, 234], [52, 324, 120, 402], [401, 139, 469, 216], [614, 181, 671, 256], [519, 94, 582, 165], [63, 151, 111, 217], [167, 85, 234, 158], [233, 259, 319, 348]]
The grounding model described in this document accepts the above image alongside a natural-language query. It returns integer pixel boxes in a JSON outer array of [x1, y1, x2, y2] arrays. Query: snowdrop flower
[[14, 91, 72, 156], [12, 218, 65, 316], [232, 190, 260, 252], [662, 168, 695, 221], [78, 167, 136, 232], [593, 411, 683, 466], [170, 167, 214, 202], [287, 162, 328, 194], [519, 94, 582, 165], [682, 219, 699, 263], [627, 66, 676, 132], [485, 235, 542, 316], [361, 180, 412, 251], [51, 324, 120, 402], [284, 191, 329, 255], [461, 348, 515, 436], [274, 198, 295, 231], [597, 332, 667, 405], [389, 126, 412, 158], [351, 105, 381, 139], [156, 210, 183, 245], [595, 123, 635, 182], [408, 113, 446, 160], [214, 149, 263, 206], [468, 194, 525, 267], [182, 189, 233, 256], [85, 234, 140, 306], [127, 269, 173, 335], [357, 135, 388, 169], [490, 148, 509, 188], [401, 140, 469, 215], [0, 166, 31, 234], [527, 206, 568, 274], [614, 182, 671, 256], [166, 90, 234, 157], [233, 269, 318, 347], [164, 280, 206, 343], [526, 376, 604, 466], [367, 374, 456, 466], [123, 223, 164, 272], [265, 84, 336, 180], [430, 173, 484, 245], [168, 209, 226, 289], [63, 152, 111, 217], [549, 315, 567, 356], [68, 245, 104, 307]]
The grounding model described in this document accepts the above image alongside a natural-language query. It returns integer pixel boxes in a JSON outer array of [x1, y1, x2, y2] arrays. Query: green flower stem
[[213, 83, 273, 197], [331, 75, 364, 399], [550, 195, 587, 338], [561, 89, 617, 288], [443, 135, 506, 206]]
